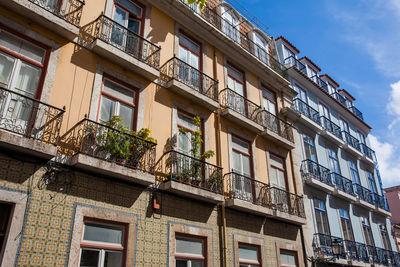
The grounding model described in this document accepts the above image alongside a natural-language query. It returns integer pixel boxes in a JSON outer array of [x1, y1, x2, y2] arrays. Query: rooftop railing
[[310, 75, 329, 93], [353, 184, 374, 205], [330, 92, 350, 107], [29, 0, 84, 26], [80, 15, 161, 69], [58, 119, 156, 173], [332, 172, 354, 195], [160, 57, 218, 101], [301, 159, 333, 186], [155, 150, 223, 194], [0, 87, 65, 145], [178, 0, 288, 79], [284, 56, 307, 75], [292, 98, 321, 125], [320, 116, 342, 139], [256, 109, 294, 142], [342, 131, 361, 151], [219, 88, 262, 123], [350, 106, 364, 120]]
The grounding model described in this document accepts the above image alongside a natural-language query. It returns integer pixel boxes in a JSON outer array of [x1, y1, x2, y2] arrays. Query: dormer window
[[283, 45, 295, 61], [307, 66, 317, 79], [253, 32, 268, 65], [221, 5, 240, 43]]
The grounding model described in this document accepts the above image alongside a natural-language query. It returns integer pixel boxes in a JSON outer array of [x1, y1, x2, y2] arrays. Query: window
[[227, 64, 245, 96], [283, 45, 295, 61], [367, 171, 377, 194], [269, 154, 287, 190], [177, 111, 201, 156], [175, 235, 206, 267], [348, 160, 360, 184], [112, 0, 144, 35], [327, 148, 340, 174], [303, 133, 317, 162], [253, 32, 269, 65], [221, 6, 239, 42], [379, 224, 392, 250], [99, 77, 137, 130], [79, 221, 126, 267], [313, 198, 330, 235], [358, 131, 366, 145], [319, 103, 330, 119], [361, 216, 375, 246], [297, 86, 307, 104], [341, 118, 349, 133], [339, 208, 354, 241], [307, 66, 317, 79], [239, 244, 261, 267], [262, 86, 277, 116], [178, 33, 201, 89], [231, 136, 253, 201], [280, 250, 298, 267], [0, 203, 12, 256]]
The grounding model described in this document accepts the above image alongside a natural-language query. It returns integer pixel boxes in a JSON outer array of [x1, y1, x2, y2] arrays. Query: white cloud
[[369, 134, 400, 188]]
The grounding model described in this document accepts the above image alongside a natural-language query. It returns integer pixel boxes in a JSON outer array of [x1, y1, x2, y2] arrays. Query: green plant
[[186, 0, 208, 12]]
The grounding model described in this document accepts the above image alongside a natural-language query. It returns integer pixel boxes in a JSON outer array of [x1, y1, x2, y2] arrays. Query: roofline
[[275, 36, 300, 54], [299, 56, 321, 72], [384, 185, 400, 192], [338, 89, 356, 101], [320, 74, 340, 88]]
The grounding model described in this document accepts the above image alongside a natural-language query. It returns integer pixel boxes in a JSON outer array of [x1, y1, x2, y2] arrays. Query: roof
[[338, 89, 356, 101], [299, 56, 322, 72], [275, 36, 300, 54], [384, 185, 400, 192], [320, 74, 340, 88]]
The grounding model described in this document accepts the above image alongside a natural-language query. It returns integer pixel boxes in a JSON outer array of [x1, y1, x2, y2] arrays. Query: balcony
[[160, 57, 219, 110], [320, 116, 342, 141], [301, 160, 334, 192], [353, 184, 375, 209], [313, 233, 346, 259], [256, 109, 294, 147], [155, 150, 224, 203], [341, 131, 362, 154], [331, 92, 350, 107], [0, 0, 84, 40], [284, 56, 307, 76], [58, 119, 156, 185], [292, 98, 321, 126], [350, 106, 364, 120], [372, 193, 391, 216], [80, 15, 161, 80], [331, 172, 357, 202], [0, 87, 64, 159], [224, 172, 305, 224], [219, 88, 263, 132], [361, 143, 376, 162], [310, 75, 329, 93], [344, 240, 369, 263]]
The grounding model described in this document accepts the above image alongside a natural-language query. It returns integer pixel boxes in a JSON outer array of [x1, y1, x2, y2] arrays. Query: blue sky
[[234, 0, 400, 187]]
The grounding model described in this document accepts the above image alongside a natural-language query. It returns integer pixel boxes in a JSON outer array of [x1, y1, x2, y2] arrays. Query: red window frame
[[178, 31, 202, 71], [269, 152, 288, 191], [280, 249, 299, 267], [112, 0, 146, 36], [177, 109, 204, 155], [261, 85, 278, 115], [96, 74, 139, 131], [231, 134, 253, 178], [227, 63, 246, 96], [175, 233, 207, 267], [79, 218, 128, 267], [0, 24, 51, 100], [238, 243, 261, 266]]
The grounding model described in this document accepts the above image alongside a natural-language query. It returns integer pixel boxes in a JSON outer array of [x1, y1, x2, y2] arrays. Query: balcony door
[[303, 134, 318, 163], [253, 32, 268, 65], [269, 154, 289, 211], [313, 198, 330, 235], [178, 33, 201, 91], [227, 64, 245, 115], [319, 102, 330, 120], [362, 217, 375, 246], [231, 136, 253, 202], [111, 0, 144, 56], [328, 148, 340, 174], [0, 29, 47, 135], [221, 6, 239, 42]]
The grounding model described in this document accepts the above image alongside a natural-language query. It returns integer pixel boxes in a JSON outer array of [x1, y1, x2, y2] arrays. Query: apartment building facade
[[274, 36, 400, 266], [0, 0, 309, 266]]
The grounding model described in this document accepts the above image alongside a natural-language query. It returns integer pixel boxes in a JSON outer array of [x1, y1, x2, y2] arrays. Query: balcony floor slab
[[221, 108, 264, 133], [225, 198, 274, 217], [273, 209, 306, 225], [320, 129, 344, 146], [282, 107, 323, 133], [355, 199, 376, 210], [259, 129, 295, 149], [375, 207, 391, 217], [304, 177, 335, 193], [332, 188, 357, 203]]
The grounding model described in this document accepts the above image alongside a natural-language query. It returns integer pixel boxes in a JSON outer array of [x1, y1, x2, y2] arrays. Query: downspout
[[213, 45, 227, 267]]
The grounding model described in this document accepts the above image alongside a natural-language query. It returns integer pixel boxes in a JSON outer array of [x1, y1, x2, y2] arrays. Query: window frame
[[361, 216, 375, 246], [302, 133, 318, 163], [178, 30, 202, 71], [348, 159, 360, 185], [338, 208, 354, 241], [268, 152, 288, 191], [174, 233, 207, 267], [238, 242, 261, 267], [226, 63, 246, 96], [112, 0, 146, 36], [279, 249, 299, 267], [231, 134, 253, 178], [379, 224, 392, 250], [313, 198, 331, 235], [327, 147, 340, 174], [261, 85, 278, 115], [176, 109, 204, 156]]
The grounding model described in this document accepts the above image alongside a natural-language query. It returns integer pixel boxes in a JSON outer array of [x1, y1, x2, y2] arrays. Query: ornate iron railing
[[284, 56, 307, 75], [355, 242, 370, 263], [0, 87, 65, 145], [360, 143, 376, 161], [58, 119, 156, 173], [342, 131, 361, 151], [376, 247, 390, 266], [155, 150, 223, 194], [160, 57, 218, 101], [331, 92, 350, 107], [219, 88, 262, 123], [367, 245, 379, 264], [301, 159, 333, 186], [28, 0, 84, 26], [313, 233, 346, 259], [344, 240, 359, 261], [350, 106, 364, 120], [310, 75, 329, 92], [372, 193, 390, 210], [178, 0, 288, 79], [292, 98, 321, 125], [320, 116, 342, 139], [354, 184, 374, 204], [332, 172, 355, 195], [391, 251, 400, 266], [80, 14, 161, 69], [256, 109, 294, 142], [269, 186, 305, 217]]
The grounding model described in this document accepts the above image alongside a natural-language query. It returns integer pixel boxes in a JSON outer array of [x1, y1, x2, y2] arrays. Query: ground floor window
[[0, 203, 12, 255], [239, 243, 261, 267], [280, 250, 298, 267], [175, 235, 206, 267]]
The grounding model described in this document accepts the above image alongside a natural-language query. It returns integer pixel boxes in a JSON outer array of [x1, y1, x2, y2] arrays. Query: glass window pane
[[270, 154, 283, 169], [118, 103, 134, 130], [232, 150, 241, 173], [242, 155, 251, 177], [80, 249, 99, 267], [0, 31, 44, 63], [239, 245, 258, 262], [100, 96, 115, 123], [176, 259, 188, 267], [116, 0, 142, 17], [0, 52, 15, 86], [176, 237, 203, 256], [232, 137, 249, 153], [281, 252, 296, 266], [19, 41, 45, 64], [103, 80, 135, 104], [179, 34, 200, 54], [127, 17, 140, 34], [178, 112, 199, 131], [191, 260, 204, 267], [14, 62, 41, 97], [227, 65, 243, 82], [104, 250, 123, 267], [178, 131, 190, 154], [83, 223, 123, 244]]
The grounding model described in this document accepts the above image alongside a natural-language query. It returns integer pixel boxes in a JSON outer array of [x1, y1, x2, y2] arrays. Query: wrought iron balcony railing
[[353, 184, 374, 205], [178, 0, 288, 79], [390, 251, 400, 266], [58, 119, 156, 173], [350, 106, 364, 120], [284, 56, 307, 75], [0, 87, 65, 145], [292, 98, 321, 125], [310, 75, 329, 93], [372, 193, 390, 211], [344, 240, 369, 263], [342, 131, 361, 151], [301, 159, 333, 186], [331, 92, 350, 107], [313, 233, 346, 259], [155, 150, 223, 194], [360, 143, 376, 161], [29, 0, 84, 26], [320, 116, 342, 139], [256, 110, 294, 142], [376, 247, 390, 266], [160, 57, 218, 101], [219, 88, 262, 123], [80, 15, 161, 69], [332, 172, 354, 195], [224, 172, 305, 218]]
